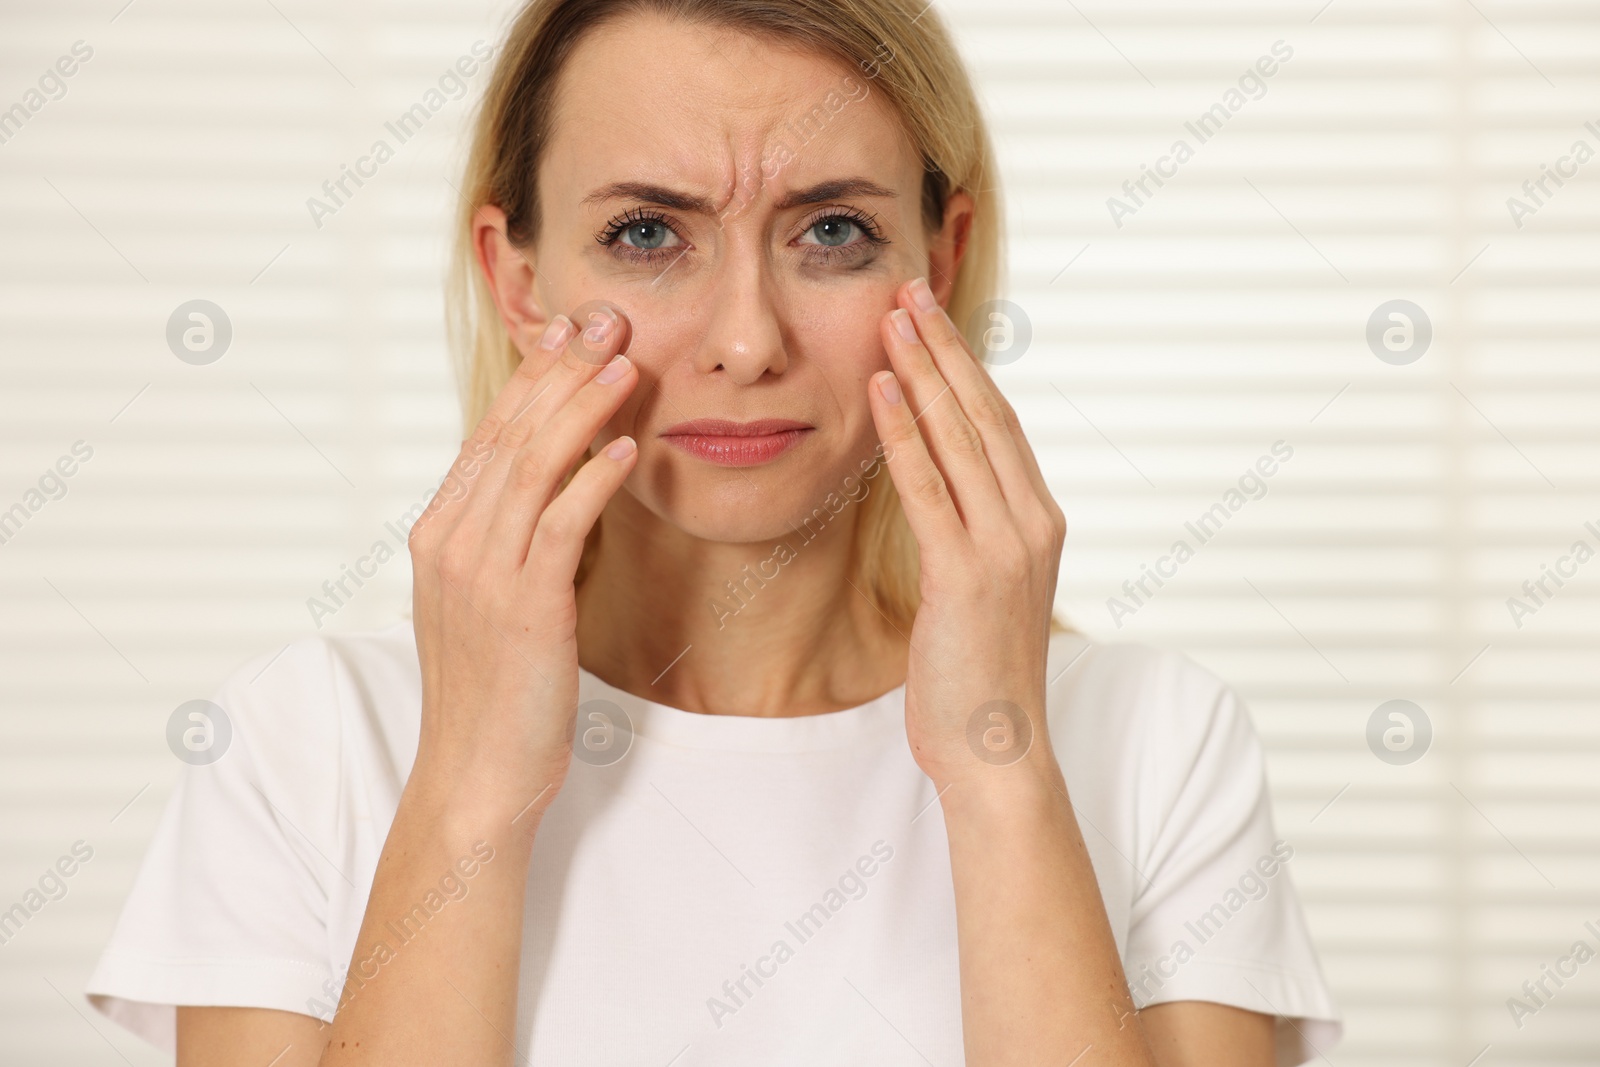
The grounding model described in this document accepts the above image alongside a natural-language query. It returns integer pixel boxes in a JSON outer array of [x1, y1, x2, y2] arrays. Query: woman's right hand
[[405, 305, 638, 830]]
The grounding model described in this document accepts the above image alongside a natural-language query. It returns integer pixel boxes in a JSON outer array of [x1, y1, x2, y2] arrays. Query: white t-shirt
[[88, 620, 1341, 1065]]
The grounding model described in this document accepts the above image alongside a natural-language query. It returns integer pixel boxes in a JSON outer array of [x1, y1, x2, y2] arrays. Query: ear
[[926, 190, 974, 307], [473, 204, 549, 358]]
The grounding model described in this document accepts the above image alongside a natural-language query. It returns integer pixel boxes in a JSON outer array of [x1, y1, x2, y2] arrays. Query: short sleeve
[[1120, 652, 1341, 1066], [87, 639, 345, 1054]]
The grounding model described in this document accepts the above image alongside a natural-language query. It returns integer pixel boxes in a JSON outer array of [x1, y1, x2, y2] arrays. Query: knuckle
[[462, 432, 499, 472], [407, 518, 435, 557], [940, 415, 985, 456], [927, 306, 962, 348], [499, 409, 537, 452], [999, 395, 1025, 435], [968, 387, 1011, 434], [512, 349, 547, 383], [906, 460, 950, 506], [888, 418, 921, 449], [432, 469, 475, 513], [471, 411, 505, 449], [510, 447, 549, 492], [556, 342, 602, 379], [537, 505, 577, 545], [1036, 493, 1068, 540], [435, 539, 474, 584], [1024, 512, 1061, 554]]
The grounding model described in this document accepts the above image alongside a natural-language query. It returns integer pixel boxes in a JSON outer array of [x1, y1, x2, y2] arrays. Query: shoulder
[[1044, 631, 1265, 822], [220, 618, 418, 713], [1046, 630, 1247, 748], [233, 617, 417, 693], [209, 619, 421, 794]]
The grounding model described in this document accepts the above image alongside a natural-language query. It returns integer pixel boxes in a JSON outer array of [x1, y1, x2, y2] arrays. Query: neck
[[574, 487, 908, 718]]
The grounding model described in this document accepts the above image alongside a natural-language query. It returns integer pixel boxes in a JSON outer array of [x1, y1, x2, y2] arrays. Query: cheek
[[794, 288, 895, 447], [789, 284, 895, 395], [797, 285, 892, 355]]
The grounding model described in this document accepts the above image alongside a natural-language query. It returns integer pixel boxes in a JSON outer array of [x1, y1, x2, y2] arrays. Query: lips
[[659, 418, 814, 467]]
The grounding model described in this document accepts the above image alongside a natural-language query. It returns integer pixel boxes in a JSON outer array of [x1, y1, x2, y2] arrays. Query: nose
[[689, 245, 788, 385]]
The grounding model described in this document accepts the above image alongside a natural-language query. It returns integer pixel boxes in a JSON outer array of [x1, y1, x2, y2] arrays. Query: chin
[[628, 441, 873, 547]]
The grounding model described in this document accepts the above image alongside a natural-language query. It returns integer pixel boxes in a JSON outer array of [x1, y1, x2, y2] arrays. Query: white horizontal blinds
[[0, 0, 1595, 1064], [960, 1, 1599, 1064], [0, 1, 502, 1061]]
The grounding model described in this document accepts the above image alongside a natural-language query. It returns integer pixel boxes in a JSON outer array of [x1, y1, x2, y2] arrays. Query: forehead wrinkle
[[555, 19, 910, 224]]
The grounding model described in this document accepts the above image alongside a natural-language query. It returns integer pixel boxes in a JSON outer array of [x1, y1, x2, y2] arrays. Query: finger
[[504, 304, 632, 441], [964, 349, 1061, 529], [453, 306, 632, 551], [900, 279, 1041, 516], [480, 352, 638, 574], [866, 369, 967, 553], [880, 306, 1006, 533], [407, 408, 507, 566], [404, 314, 576, 547], [522, 435, 638, 593], [492, 315, 579, 432]]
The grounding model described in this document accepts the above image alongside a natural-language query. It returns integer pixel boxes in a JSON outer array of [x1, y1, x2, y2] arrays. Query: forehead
[[544, 11, 915, 205]]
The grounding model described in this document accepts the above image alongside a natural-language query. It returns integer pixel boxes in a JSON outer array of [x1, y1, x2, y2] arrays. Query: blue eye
[[623, 220, 672, 250], [809, 217, 858, 247], [796, 211, 885, 259], [596, 209, 686, 263]]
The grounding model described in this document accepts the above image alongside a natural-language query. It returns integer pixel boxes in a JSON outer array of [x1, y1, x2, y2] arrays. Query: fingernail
[[597, 354, 631, 384], [891, 308, 919, 344], [877, 372, 902, 405], [540, 316, 574, 350], [909, 276, 937, 313], [604, 435, 636, 459]]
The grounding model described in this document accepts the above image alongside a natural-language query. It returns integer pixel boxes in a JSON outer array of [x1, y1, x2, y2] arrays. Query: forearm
[[941, 751, 1156, 1066], [317, 772, 537, 1066]]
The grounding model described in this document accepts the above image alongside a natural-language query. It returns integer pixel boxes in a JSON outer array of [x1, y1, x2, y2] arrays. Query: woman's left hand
[[867, 276, 1068, 793]]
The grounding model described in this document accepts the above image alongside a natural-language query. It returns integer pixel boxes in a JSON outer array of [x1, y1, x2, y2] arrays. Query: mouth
[[658, 418, 815, 468]]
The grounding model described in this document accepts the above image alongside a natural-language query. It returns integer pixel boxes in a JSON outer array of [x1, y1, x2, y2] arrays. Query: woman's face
[[509, 12, 970, 545]]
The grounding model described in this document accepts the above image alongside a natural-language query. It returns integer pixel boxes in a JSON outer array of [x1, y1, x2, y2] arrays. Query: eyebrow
[[581, 177, 898, 213]]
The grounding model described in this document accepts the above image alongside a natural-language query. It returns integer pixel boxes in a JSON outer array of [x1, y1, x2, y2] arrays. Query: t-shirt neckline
[[578, 666, 906, 753]]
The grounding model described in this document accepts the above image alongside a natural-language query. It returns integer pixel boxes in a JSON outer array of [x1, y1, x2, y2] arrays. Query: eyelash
[[593, 206, 888, 266]]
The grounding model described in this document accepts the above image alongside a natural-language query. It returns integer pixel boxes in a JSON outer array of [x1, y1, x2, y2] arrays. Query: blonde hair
[[446, 0, 1067, 636]]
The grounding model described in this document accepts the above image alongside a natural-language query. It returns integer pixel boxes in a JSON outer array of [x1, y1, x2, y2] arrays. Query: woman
[[88, 1, 1340, 1063]]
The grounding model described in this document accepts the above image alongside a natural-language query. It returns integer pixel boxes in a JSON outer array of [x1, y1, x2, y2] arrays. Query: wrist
[[401, 757, 561, 851], [933, 749, 1068, 824]]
